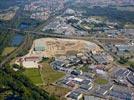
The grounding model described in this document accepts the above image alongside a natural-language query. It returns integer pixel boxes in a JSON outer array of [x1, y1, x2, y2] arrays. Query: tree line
[[0, 65, 56, 100]]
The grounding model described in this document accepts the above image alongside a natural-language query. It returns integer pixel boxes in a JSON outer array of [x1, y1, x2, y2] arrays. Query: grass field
[[40, 60, 65, 84], [23, 59, 67, 98], [41, 84, 70, 100], [95, 77, 109, 85], [2, 47, 16, 56], [23, 68, 43, 85], [40, 59, 68, 99]]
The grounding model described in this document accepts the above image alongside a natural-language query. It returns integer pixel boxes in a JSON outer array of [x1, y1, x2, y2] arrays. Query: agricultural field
[[23, 68, 43, 85]]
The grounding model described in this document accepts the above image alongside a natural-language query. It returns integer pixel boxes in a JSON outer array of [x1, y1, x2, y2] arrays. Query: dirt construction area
[[29, 38, 102, 57]]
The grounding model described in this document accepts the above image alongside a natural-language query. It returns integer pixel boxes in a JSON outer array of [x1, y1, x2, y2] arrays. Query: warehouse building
[[66, 91, 83, 100], [34, 39, 46, 51]]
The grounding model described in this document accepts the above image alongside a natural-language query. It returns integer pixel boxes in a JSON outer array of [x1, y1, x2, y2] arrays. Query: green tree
[[130, 64, 134, 68], [118, 57, 128, 64]]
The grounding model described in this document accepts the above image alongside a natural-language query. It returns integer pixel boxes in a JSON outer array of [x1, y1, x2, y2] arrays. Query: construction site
[[15, 38, 102, 68], [30, 38, 102, 57]]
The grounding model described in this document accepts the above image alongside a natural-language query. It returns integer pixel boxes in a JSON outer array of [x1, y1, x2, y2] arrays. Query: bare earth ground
[[29, 38, 102, 57]]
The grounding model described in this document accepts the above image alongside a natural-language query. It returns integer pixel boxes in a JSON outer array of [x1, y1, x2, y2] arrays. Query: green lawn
[[40, 60, 65, 84], [95, 77, 109, 85], [2, 47, 16, 56], [23, 68, 43, 85]]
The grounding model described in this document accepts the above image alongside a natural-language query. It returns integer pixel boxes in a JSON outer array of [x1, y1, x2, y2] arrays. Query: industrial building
[[34, 39, 46, 51], [66, 91, 83, 100]]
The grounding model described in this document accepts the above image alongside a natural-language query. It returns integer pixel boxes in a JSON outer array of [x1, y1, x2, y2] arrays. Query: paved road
[[7, 27, 134, 42]]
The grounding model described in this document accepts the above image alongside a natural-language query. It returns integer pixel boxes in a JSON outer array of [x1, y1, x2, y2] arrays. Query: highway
[[7, 27, 133, 41]]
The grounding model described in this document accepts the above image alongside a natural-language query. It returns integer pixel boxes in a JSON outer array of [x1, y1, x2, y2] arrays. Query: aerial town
[[0, 0, 134, 100]]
